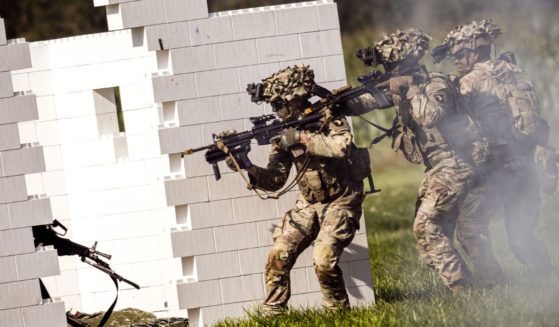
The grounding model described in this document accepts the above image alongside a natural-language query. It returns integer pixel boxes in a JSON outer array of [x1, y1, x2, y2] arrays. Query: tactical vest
[[293, 116, 367, 203], [396, 73, 480, 169], [474, 59, 539, 150]]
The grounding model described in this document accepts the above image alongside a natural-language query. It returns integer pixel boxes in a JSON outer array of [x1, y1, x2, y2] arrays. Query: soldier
[[226, 65, 367, 315], [436, 20, 553, 283], [346, 29, 483, 291]]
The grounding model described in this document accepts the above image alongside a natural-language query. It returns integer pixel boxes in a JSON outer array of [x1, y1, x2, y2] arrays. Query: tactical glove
[[278, 127, 301, 151], [226, 151, 253, 172], [389, 75, 414, 95]]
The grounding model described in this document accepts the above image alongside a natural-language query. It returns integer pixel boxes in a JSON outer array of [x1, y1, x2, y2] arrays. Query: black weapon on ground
[[33, 220, 140, 327]]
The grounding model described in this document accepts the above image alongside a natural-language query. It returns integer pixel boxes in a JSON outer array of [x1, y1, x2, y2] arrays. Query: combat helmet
[[373, 28, 432, 65], [434, 20, 501, 62], [261, 64, 315, 104]]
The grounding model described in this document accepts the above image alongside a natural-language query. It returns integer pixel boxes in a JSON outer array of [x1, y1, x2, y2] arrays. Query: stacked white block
[[91, 0, 375, 325], [10, 28, 186, 317], [0, 17, 66, 327]]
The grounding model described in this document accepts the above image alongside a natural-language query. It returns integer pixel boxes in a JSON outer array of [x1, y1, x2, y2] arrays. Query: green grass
[[216, 167, 559, 327]]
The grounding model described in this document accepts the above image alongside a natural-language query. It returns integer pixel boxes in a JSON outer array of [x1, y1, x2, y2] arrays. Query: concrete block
[[0, 227, 34, 257], [195, 68, 240, 97], [219, 92, 264, 121], [238, 62, 280, 90], [0, 308, 23, 327], [0, 176, 28, 205], [22, 302, 68, 327], [170, 45, 215, 74], [317, 3, 340, 30], [292, 246, 313, 269], [42, 171, 66, 196], [28, 71, 54, 97], [256, 219, 277, 246], [163, 0, 208, 23], [0, 95, 38, 125], [189, 199, 234, 229], [231, 10, 275, 40], [348, 259, 373, 287], [165, 176, 209, 206], [35, 121, 59, 147], [1, 146, 46, 177], [183, 150, 216, 178], [340, 233, 370, 263], [49, 196, 70, 221], [207, 172, 253, 201], [120, 0, 166, 29], [171, 227, 215, 257], [0, 124, 21, 151], [189, 16, 233, 46], [42, 145, 63, 171], [119, 83, 155, 111], [0, 18, 6, 45], [348, 284, 375, 306], [177, 280, 221, 309], [299, 30, 343, 59], [281, 56, 326, 83], [8, 198, 52, 229], [17, 121, 38, 145], [214, 39, 258, 69], [290, 267, 309, 295], [28, 42, 50, 71], [36, 96, 57, 121], [15, 249, 60, 280], [195, 302, 254, 327], [0, 204, 9, 230], [196, 251, 241, 281], [0, 279, 41, 310], [238, 246, 271, 275], [145, 21, 190, 51], [0, 43, 32, 72], [24, 173, 44, 197], [324, 55, 346, 81], [158, 125, 202, 154], [214, 223, 258, 252], [275, 6, 319, 35], [152, 73, 197, 103], [220, 273, 264, 304], [256, 34, 300, 64], [0, 256, 17, 283], [232, 196, 278, 224], [0, 71, 13, 98], [94, 0, 138, 6], [10, 72, 30, 93], [177, 96, 222, 126]]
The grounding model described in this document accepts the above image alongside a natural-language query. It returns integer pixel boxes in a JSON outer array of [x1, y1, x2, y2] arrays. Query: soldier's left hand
[[278, 127, 301, 151], [389, 76, 414, 95]]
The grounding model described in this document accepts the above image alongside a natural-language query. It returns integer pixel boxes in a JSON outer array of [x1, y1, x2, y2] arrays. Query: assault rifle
[[33, 220, 140, 327], [182, 68, 395, 181]]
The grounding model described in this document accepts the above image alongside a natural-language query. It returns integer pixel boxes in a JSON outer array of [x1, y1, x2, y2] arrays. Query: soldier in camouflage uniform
[[437, 20, 553, 283], [346, 29, 483, 291], [227, 65, 365, 314]]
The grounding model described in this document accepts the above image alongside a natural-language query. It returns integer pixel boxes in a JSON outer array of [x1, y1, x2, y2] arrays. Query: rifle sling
[[97, 275, 119, 327]]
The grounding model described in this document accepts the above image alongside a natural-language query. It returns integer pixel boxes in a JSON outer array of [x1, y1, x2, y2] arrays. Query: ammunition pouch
[[392, 130, 423, 165], [348, 146, 372, 182]]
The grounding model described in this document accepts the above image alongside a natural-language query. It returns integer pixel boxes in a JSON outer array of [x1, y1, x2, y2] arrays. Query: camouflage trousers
[[457, 161, 552, 285], [263, 194, 361, 313], [413, 161, 473, 290]]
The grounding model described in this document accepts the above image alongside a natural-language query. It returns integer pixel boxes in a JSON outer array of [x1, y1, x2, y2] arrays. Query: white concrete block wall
[[93, 1, 375, 325]]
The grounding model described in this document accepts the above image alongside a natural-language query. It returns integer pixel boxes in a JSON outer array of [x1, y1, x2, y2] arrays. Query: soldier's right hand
[[226, 151, 253, 172]]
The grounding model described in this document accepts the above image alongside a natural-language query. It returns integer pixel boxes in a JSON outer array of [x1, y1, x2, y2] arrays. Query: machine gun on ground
[[33, 220, 140, 327]]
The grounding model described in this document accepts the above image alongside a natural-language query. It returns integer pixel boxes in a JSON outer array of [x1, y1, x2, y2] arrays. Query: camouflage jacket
[[346, 72, 479, 169], [249, 114, 364, 207], [459, 58, 539, 161]]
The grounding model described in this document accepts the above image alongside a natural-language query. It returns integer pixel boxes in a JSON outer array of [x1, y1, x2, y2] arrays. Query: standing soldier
[[227, 65, 367, 315], [346, 29, 482, 292], [435, 20, 553, 284]]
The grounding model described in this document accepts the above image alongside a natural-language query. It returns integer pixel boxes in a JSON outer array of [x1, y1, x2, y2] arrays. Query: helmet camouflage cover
[[374, 28, 432, 64], [261, 65, 315, 103], [443, 19, 501, 55]]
